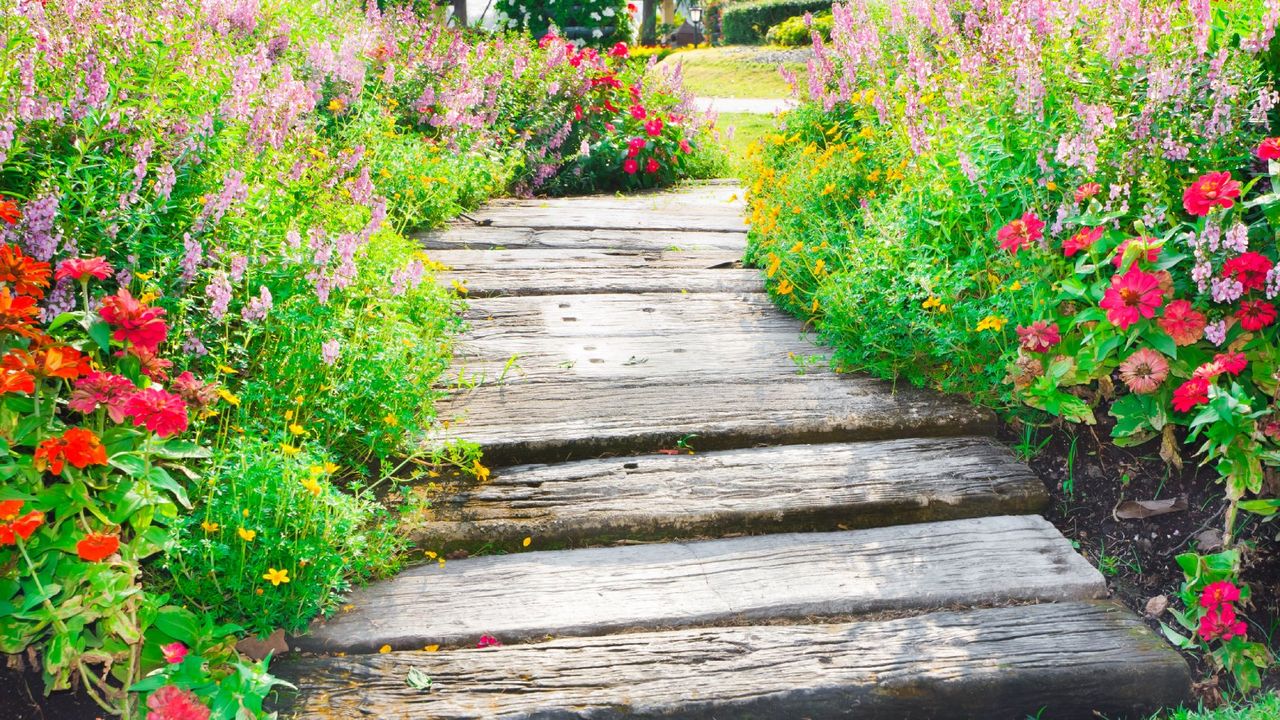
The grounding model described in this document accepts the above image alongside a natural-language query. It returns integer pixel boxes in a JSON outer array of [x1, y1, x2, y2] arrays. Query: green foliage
[[765, 12, 832, 46], [495, 0, 634, 47], [163, 438, 406, 636], [721, 0, 833, 44]]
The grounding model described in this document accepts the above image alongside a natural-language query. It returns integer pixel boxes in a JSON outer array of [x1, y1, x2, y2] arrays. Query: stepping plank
[[407, 436, 1049, 551], [427, 248, 745, 270], [468, 186, 745, 232], [291, 515, 1104, 654], [432, 375, 992, 465], [444, 267, 762, 297], [277, 602, 1190, 720], [417, 226, 746, 251]]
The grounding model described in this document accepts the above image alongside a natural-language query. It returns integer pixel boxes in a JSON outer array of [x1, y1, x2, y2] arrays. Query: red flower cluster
[[55, 256, 113, 283], [1256, 137, 1280, 161], [34, 428, 109, 476], [76, 532, 120, 562], [99, 288, 169, 352], [1197, 581, 1248, 642], [996, 211, 1044, 254], [1221, 252, 1274, 292], [1183, 171, 1242, 216], [1062, 226, 1102, 257], [146, 685, 211, 720], [0, 499, 44, 546]]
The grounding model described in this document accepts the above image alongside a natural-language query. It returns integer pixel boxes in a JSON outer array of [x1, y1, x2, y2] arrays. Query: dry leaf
[[236, 628, 289, 661], [1144, 595, 1169, 617], [1160, 425, 1183, 471], [1114, 496, 1188, 520], [1194, 528, 1224, 552]]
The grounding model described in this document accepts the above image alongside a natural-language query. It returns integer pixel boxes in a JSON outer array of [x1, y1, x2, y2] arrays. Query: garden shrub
[[744, 0, 1280, 692], [495, 0, 636, 47], [765, 12, 833, 46], [721, 0, 833, 44]]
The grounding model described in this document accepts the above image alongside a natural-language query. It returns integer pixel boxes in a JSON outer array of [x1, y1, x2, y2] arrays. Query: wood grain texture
[[277, 601, 1190, 720], [443, 267, 763, 297], [427, 248, 745, 271], [291, 515, 1105, 654], [417, 226, 747, 251], [407, 436, 1049, 550]]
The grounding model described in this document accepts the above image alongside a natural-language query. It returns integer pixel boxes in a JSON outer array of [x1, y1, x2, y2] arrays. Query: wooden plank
[[276, 602, 1190, 720], [417, 226, 747, 251], [406, 436, 1049, 551], [443, 267, 763, 297], [431, 374, 993, 465], [426, 248, 745, 271], [291, 515, 1105, 654]]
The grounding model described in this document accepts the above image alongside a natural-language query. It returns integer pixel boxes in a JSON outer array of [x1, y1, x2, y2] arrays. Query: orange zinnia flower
[[0, 499, 23, 521], [33, 427, 108, 475], [0, 509, 45, 545], [5, 345, 92, 381], [76, 532, 120, 562], [0, 367, 35, 395], [0, 245, 51, 299], [0, 287, 42, 339], [0, 197, 18, 225]]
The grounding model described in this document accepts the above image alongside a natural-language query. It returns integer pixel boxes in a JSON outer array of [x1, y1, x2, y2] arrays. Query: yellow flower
[[201, 520, 219, 533], [451, 279, 469, 295], [383, 413, 399, 427], [813, 259, 826, 275], [139, 291, 160, 304], [522, 537, 532, 547], [280, 444, 300, 457], [776, 278, 795, 295], [765, 253, 781, 278], [288, 423, 306, 436], [263, 568, 290, 586], [975, 315, 1008, 333], [242, 508, 250, 517], [472, 460, 491, 482], [379, 644, 391, 654], [1046, 181, 1058, 191], [1008, 280, 1023, 292], [425, 551, 438, 559], [237, 527, 256, 542], [323, 461, 339, 474], [328, 98, 345, 112], [135, 271, 154, 282], [811, 298, 820, 313], [217, 364, 238, 375], [218, 388, 241, 406], [923, 296, 942, 310], [789, 241, 804, 254], [301, 477, 322, 496]]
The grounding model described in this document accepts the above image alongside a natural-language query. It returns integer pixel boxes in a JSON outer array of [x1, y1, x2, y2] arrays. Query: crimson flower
[[1237, 299, 1277, 331], [477, 635, 502, 648], [1198, 603, 1247, 642], [54, 256, 114, 282], [630, 105, 646, 120], [76, 532, 120, 562], [1213, 352, 1247, 376], [1074, 182, 1102, 203], [124, 388, 189, 437], [34, 428, 109, 475], [610, 42, 629, 58], [1183, 171, 1242, 216], [0, 245, 51, 299], [1256, 137, 1280, 160], [623, 159, 639, 175], [1099, 266, 1164, 329], [1015, 321, 1060, 353], [1118, 348, 1168, 395], [679, 139, 692, 153], [1221, 252, 1273, 292], [146, 686, 210, 720], [645, 157, 660, 173], [161, 642, 188, 665], [996, 212, 1044, 254], [1200, 581, 1242, 608], [644, 117, 664, 137], [1062, 226, 1102, 257], [1159, 300, 1206, 346], [0, 509, 44, 545], [1172, 377, 1211, 413], [99, 289, 168, 351], [0, 197, 19, 225], [68, 371, 137, 423]]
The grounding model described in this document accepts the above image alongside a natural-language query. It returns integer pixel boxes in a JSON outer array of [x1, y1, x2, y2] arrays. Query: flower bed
[[0, 0, 722, 717], [744, 0, 1280, 696]]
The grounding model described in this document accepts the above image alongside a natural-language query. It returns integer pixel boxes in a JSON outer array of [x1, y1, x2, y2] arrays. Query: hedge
[[721, 0, 833, 44]]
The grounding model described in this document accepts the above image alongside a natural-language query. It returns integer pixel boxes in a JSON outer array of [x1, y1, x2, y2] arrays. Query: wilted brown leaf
[[1114, 496, 1187, 520]]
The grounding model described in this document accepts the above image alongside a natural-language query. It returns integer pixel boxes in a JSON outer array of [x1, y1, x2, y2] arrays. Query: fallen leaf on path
[[405, 667, 433, 691], [1114, 497, 1187, 519]]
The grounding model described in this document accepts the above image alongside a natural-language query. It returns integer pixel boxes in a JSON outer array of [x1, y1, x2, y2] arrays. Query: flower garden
[[0, 0, 721, 717], [744, 0, 1280, 703]]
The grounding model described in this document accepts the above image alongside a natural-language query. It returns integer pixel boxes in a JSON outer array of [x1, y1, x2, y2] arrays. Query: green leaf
[[152, 606, 199, 644], [88, 321, 113, 353], [147, 466, 191, 509], [405, 667, 433, 691], [152, 440, 212, 461]]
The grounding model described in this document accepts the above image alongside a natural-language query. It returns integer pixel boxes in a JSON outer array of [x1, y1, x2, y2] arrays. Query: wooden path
[[274, 183, 1190, 718]]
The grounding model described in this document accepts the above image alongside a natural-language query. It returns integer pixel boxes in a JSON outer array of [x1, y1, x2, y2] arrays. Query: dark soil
[[0, 661, 105, 720], [1000, 415, 1280, 703]]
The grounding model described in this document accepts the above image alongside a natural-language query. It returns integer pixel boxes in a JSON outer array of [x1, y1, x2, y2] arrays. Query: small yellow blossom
[[383, 413, 399, 427], [776, 278, 795, 295], [301, 477, 322, 496], [378, 645, 391, 654], [218, 388, 241, 406], [328, 98, 345, 112], [201, 520, 219, 533], [263, 568, 290, 586], [472, 460, 491, 482], [237, 527, 256, 542], [522, 537, 532, 548], [288, 423, 306, 436], [976, 315, 1008, 333]]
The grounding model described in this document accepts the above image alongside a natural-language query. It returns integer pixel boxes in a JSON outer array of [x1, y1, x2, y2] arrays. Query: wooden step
[[418, 226, 747, 251], [406, 437, 1048, 551], [290, 515, 1104, 654], [275, 601, 1190, 719]]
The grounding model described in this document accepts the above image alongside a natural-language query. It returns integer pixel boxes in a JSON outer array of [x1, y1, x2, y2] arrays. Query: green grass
[[658, 47, 802, 98], [1152, 694, 1280, 720], [715, 111, 779, 176]]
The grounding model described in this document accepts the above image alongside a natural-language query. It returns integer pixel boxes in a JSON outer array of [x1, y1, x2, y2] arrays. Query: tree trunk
[[642, 0, 658, 44]]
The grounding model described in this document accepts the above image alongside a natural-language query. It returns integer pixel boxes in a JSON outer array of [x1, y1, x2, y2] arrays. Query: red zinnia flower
[[1099, 266, 1164, 329], [161, 642, 188, 665], [996, 212, 1045, 254], [0, 245, 51, 299], [124, 388, 189, 438], [1213, 352, 1247, 376], [76, 532, 120, 562], [1159, 300, 1207, 346], [645, 158, 660, 173], [1015, 321, 1060, 353], [99, 289, 169, 351], [0, 197, 19, 225], [1172, 377, 1211, 413], [1257, 137, 1280, 160], [1198, 603, 1247, 642], [1221, 252, 1273, 292], [146, 685, 211, 720], [54, 256, 114, 283], [68, 371, 137, 422], [1062, 226, 1102, 257], [34, 428, 109, 476], [573, 104, 584, 121], [644, 117, 664, 137], [477, 635, 502, 648], [1200, 581, 1242, 608], [1237, 299, 1277, 331], [623, 159, 639, 175], [679, 139, 692, 153], [627, 3, 637, 12], [610, 42, 629, 58], [1111, 237, 1161, 269], [1183, 171, 1242, 216], [1, 508, 45, 545], [1074, 182, 1102, 203], [0, 499, 23, 521]]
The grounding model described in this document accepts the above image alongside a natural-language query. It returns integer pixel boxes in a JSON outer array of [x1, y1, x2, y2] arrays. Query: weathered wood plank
[[417, 226, 747, 251], [444, 267, 762, 297], [432, 375, 993, 465], [277, 601, 1190, 720], [291, 516, 1104, 654], [427, 248, 745, 271], [405, 437, 1048, 551]]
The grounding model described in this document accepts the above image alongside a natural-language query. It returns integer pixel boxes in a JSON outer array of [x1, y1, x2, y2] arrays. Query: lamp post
[[688, 1, 703, 43]]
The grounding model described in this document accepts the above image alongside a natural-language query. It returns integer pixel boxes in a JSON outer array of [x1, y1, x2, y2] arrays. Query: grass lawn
[[1153, 694, 1280, 720], [715, 111, 779, 176], [659, 47, 803, 98]]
